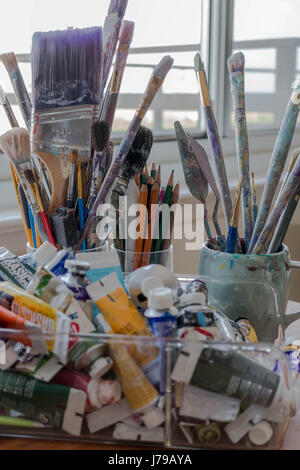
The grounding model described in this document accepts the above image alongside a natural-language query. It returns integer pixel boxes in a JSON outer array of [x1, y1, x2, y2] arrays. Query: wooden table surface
[[0, 437, 152, 450]]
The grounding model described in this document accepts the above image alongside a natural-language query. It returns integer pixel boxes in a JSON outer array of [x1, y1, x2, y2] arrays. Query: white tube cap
[[148, 287, 174, 310], [248, 420, 273, 446], [141, 277, 163, 297]]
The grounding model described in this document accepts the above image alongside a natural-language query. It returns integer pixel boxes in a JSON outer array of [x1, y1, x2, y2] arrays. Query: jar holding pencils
[[111, 244, 174, 274]]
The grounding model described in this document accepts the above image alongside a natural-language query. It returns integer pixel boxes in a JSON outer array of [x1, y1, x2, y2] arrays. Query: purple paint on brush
[[31, 27, 103, 109]]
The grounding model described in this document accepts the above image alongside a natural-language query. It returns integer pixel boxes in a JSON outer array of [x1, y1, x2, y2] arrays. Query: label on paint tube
[[0, 282, 70, 364], [0, 370, 86, 435], [87, 273, 158, 367], [0, 259, 35, 289], [172, 345, 280, 407]]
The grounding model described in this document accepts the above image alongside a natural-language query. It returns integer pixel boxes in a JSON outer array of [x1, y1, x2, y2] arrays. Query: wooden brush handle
[[34, 151, 69, 214]]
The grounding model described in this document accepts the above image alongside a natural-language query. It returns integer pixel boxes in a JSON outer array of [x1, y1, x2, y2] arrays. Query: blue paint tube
[[145, 287, 178, 396]]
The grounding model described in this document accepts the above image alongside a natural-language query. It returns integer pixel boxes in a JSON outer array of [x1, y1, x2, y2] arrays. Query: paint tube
[[0, 248, 17, 260], [14, 353, 65, 382], [179, 384, 240, 423], [0, 282, 70, 363], [171, 344, 288, 409], [0, 258, 36, 289], [112, 423, 164, 443], [109, 343, 159, 413], [76, 251, 126, 321], [51, 368, 121, 410], [34, 241, 75, 277], [0, 303, 48, 355], [0, 415, 49, 429], [0, 370, 86, 435], [67, 341, 113, 379], [87, 273, 158, 368], [60, 260, 93, 320], [86, 398, 132, 434], [177, 293, 236, 342], [19, 254, 40, 271]]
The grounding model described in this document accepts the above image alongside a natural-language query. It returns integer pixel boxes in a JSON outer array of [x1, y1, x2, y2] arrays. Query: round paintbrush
[[0, 128, 55, 245]]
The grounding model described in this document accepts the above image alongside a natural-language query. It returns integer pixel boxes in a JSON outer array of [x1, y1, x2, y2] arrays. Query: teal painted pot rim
[[202, 242, 290, 259]]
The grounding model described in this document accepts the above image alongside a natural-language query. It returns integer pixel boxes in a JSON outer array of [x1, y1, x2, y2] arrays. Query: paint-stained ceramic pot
[[199, 242, 300, 342]]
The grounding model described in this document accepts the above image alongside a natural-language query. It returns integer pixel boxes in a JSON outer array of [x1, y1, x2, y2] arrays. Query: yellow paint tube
[[87, 273, 158, 367], [0, 282, 70, 364], [109, 343, 159, 413]]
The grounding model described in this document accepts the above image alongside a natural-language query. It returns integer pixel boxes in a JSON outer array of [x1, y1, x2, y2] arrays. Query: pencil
[[162, 182, 180, 251], [141, 182, 160, 267], [226, 177, 243, 254], [155, 170, 174, 253], [151, 163, 157, 180], [134, 184, 148, 270]]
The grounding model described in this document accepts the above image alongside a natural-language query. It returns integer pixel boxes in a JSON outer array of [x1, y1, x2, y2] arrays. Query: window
[[0, 0, 203, 139], [225, 0, 300, 134]]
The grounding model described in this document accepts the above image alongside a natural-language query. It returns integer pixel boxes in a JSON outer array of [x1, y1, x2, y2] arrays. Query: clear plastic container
[[0, 275, 295, 449]]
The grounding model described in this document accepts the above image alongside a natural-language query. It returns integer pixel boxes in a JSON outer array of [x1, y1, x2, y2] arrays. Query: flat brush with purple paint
[[226, 177, 243, 254], [228, 52, 252, 251], [77, 55, 174, 250], [31, 26, 103, 214]]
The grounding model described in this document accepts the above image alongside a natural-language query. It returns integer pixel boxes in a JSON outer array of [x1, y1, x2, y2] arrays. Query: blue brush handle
[[226, 226, 238, 254], [28, 204, 37, 249], [78, 198, 87, 251]]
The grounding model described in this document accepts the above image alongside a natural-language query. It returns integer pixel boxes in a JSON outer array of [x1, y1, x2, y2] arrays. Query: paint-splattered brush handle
[[9, 69, 32, 130], [268, 184, 300, 254], [204, 107, 232, 227], [78, 57, 173, 249], [229, 72, 252, 249], [249, 81, 300, 253], [253, 154, 300, 254]]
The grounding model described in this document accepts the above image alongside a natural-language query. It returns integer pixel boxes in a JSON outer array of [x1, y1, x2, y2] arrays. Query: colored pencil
[[155, 170, 174, 253], [162, 183, 180, 251], [134, 184, 149, 270], [141, 182, 160, 267], [248, 79, 300, 253]]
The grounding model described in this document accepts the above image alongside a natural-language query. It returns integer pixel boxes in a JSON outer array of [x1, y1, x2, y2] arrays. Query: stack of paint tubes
[[176, 52, 300, 256], [0, 0, 174, 253], [0, 243, 295, 448]]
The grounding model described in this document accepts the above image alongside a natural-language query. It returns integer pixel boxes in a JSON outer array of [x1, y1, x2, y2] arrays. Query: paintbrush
[[66, 150, 78, 209], [251, 172, 258, 228], [18, 181, 34, 248], [77, 55, 174, 249], [0, 84, 19, 128], [101, 0, 129, 99], [0, 128, 55, 245], [253, 150, 300, 255], [111, 126, 153, 250], [194, 53, 232, 229], [248, 79, 300, 253], [77, 161, 86, 251], [31, 26, 103, 214], [226, 177, 243, 254], [1, 53, 32, 130], [175, 121, 218, 249], [101, 20, 135, 134], [87, 121, 110, 213], [187, 133, 226, 251], [228, 52, 252, 250]]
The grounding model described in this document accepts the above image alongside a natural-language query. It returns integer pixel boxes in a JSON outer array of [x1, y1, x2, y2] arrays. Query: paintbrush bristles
[[1, 53, 18, 73], [119, 20, 135, 44], [31, 27, 103, 110], [227, 52, 245, 73], [154, 56, 174, 79], [0, 128, 31, 163], [70, 151, 78, 164], [92, 121, 110, 152], [120, 126, 153, 180], [194, 53, 204, 73]]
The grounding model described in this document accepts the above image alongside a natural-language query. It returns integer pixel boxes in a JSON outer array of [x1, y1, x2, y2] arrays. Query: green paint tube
[[0, 370, 86, 435]]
